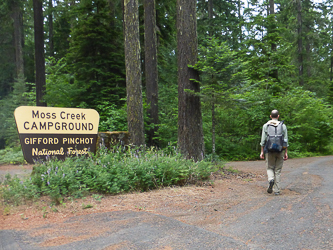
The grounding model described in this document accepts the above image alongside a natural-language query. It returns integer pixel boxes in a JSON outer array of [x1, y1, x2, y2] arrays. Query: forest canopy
[[0, 0, 333, 160]]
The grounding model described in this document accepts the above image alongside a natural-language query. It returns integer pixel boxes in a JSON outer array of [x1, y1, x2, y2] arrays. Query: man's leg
[[265, 153, 275, 193], [265, 153, 275, 182], [273, 151, 284, 194]]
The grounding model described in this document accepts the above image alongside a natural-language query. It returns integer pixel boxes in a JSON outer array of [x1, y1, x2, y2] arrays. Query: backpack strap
[[279, 120, 285, 135]]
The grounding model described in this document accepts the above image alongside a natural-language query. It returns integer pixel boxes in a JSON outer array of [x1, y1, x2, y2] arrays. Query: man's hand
[[260, 152, 264, 159], [284, 148, 288, 161], [284, 153, 288, 161], [260, 146, 265, 159]]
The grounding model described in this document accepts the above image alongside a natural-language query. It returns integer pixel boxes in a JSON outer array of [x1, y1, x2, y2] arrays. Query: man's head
[[270, 109, 279, 119]]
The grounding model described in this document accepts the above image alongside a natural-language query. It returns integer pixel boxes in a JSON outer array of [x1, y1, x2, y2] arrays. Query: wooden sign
[[14, 106, 100, 164]]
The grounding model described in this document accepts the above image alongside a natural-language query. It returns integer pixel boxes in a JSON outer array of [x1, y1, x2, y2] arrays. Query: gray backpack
[[266, 121, 285, 152]]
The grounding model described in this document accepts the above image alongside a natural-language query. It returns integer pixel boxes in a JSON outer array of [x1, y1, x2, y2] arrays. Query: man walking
[[260, 110, 288, 195]]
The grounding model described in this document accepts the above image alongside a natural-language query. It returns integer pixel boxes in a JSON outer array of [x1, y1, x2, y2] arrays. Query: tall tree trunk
[[305, 28, 311, 78], [33, 0, 46, 106], [12, 3, 24, 78], [108, 0, 116, 27], [69, 0, 76, 29], [296, 0, 304, 86], [48, 0, 54, 57], [177, 0, 204, 161], [269, 0, 275, 49], [208, 0, 213, 19], [269, 0, 278, 80], [331, 37, 333, 82], [208, 0, 216, 154], [211, 101, 216, 154], [208, 0, 213, 37], [331, 55, 333, 82], [304, 0, 311, 78], [124, 0, 145, 146], [330, 21, 333, 83], [144, 0, 159, 147], [238, 0, 243, 43]]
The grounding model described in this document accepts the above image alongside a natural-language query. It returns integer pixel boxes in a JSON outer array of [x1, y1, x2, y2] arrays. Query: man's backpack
[[266, 121, 285, 153]]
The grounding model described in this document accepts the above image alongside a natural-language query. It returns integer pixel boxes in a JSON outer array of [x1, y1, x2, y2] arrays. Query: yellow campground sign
[[14, 106, 100, 164]]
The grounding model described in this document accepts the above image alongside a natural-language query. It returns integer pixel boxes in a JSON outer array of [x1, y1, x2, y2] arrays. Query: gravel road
[[1, 156, 332, 249]]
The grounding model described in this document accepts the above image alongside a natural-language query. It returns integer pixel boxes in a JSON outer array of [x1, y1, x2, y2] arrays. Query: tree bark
[[211, 102, 216, 154], [144, 0, 159, 147], [331, 55, 333, 82], [238, 0, 243, 43], [208, 0, 213, 19], [269, 0, 278, 80], [33, 0, 47, 106], [304, 0, 312, 78], [208, 0, 213, 37], [124, 0, 145, 146], [331, 26, 333, 82], [296, 0, 304, 86], [208, 0, 215, 154], [177, 0, 204, 161], [107, 0, 116, 27], [12, 3, 24, 78], [48, 0, 54, 57]]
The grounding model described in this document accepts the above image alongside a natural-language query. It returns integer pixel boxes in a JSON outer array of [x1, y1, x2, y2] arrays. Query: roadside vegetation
[[0, 147, 25, 165], [0, 146, 220, 206]]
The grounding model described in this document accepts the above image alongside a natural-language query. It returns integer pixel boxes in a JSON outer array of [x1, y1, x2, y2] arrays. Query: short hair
[[271, 110, 279, 118]]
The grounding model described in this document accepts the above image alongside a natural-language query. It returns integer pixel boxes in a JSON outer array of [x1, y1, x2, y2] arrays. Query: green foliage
[[0, 0, 15, 99], [194, 38, 248, 103], [1, 147, 219, 205], [193, 38, 249, 157], [1, 174, 40, 205], [0, 147, 25, 164], [273, 88, 332, 154], [66, 0, 126, 109], [82, 203, 93, 209], [197, 0, 243, 49], [96, 102, 128, 132], [221, 86, 333, 160], [155, 41, 178, 147], [0, 77, 34, 148], [44, 58, 82, 108]]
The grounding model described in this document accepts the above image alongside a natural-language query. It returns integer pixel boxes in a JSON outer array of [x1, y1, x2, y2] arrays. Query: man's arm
[[283, 124, 289, 147], [284, 148, 288, 160], [283, 124, 288, 160], [260, 146, 265, 159], [260, 124, 267, 159]]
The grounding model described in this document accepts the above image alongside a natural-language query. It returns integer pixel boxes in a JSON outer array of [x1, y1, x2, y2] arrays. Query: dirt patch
[[0, 165, 33, 171], [0, 164, 33, 182]]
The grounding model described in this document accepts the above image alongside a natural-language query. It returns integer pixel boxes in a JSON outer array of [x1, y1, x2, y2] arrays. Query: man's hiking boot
[[267, 180, 274, 194]]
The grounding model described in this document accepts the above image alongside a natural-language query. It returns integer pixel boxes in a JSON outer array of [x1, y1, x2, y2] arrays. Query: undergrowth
[[0, 147, 25, 165], [0, 146, 221, 205]]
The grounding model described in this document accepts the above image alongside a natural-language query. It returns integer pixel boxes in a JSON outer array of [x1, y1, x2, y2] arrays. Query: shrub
[[1, 174, 40, 205], [0, 147, 25, 165], [1, 147, 220, 205]]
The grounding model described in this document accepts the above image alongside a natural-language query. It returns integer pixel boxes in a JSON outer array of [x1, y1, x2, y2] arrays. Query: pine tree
[[33, 0, 46, 106], [66, 0, 126, 108], [177, 0, 204, 161], [124, 0, 145, 146], [144, 0, 159, 147]]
